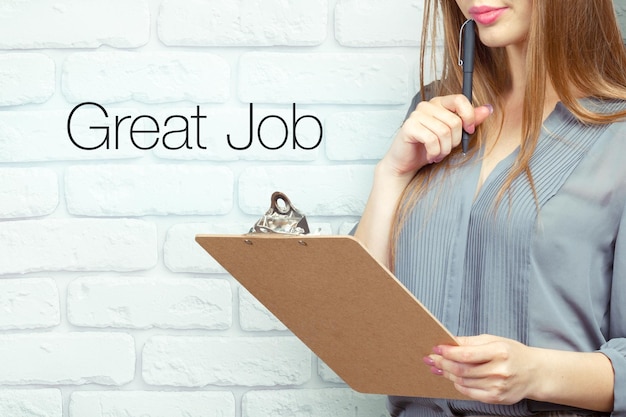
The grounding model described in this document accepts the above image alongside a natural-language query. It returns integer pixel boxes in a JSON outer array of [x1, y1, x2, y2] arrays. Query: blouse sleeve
[[599, 202, 626, 416]]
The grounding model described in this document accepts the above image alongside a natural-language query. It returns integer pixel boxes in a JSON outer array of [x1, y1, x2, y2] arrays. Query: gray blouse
[[390, 99, 626, 417]]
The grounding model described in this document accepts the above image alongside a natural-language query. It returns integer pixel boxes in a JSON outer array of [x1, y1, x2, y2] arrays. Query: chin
[[477, 33, 526, 49], [476, 26, 528, 48]]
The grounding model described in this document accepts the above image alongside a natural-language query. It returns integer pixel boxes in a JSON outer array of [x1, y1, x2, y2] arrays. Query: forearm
[[433, 335, 616, 412], [354, 161, 414, 268], [529, 348, 614, 412]]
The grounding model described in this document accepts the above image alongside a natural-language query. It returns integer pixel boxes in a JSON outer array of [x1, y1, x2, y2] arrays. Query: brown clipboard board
[[195, 233, 466, 399]]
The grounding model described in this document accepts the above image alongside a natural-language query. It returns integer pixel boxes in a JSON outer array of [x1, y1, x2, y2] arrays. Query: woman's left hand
[[424, 334, 541, 405]]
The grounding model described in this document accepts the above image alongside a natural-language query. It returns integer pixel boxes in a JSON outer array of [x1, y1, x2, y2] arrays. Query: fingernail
[[423, 356, 435, 366], [432, 346, 443, 355], [465, 124, 475, 134], [430, 367, 444, 376], [485, 104, 494, 114]]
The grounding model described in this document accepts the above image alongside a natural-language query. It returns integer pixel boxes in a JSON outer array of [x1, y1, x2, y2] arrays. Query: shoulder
[[581, 97, 626, 114], [553, 98, 626, 134]]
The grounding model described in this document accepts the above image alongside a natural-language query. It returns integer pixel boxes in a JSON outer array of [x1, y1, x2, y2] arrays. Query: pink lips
[[469, 6, 508, 25]]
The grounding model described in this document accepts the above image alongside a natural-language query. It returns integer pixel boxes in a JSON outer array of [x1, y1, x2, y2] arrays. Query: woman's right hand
[[379, 94, 493, 180], [354, 95, 492, 264]]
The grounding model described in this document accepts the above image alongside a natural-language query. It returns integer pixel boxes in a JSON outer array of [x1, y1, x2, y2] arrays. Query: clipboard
[[195, 233, 467, 400]]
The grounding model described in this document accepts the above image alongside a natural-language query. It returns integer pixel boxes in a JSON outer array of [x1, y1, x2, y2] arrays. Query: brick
[[0, 53, 55, 105], [67, 276, 232, 330], [0, 279, 60, 330], [158, 0, 327, 46], [239, 53, 408, 104], [0, 168, 58, 218], [239, 286, 288, 331], [152, 105, 321, 162], [325, 110, 405, 160], [0, 219, 157, 275], [62, 52, 230, 104], [238, 165, 375, 216], [335, 0, 423, 46], [0, 389, 62, 417], [164, 222, 251, 273], [69, 391, 235, 417], [0, 109, 143, 163], [65, 165, 233, 216], [0, 0, 149, 49], [242, 388, 388, 417], [0, 333, 135, 385], [142, 336, 311, 387]]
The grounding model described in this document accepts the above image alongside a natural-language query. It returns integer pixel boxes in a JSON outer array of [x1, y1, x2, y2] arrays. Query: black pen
[[460, 19, 476, 154]]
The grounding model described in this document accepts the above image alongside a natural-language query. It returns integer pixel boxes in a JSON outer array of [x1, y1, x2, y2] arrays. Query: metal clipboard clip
[[249, 191, 310, 235]]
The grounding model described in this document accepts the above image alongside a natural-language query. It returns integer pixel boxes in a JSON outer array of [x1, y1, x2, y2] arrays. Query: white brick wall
[[15, 0, 622, 415], [0, 168, 59, 218], [0, 333, 135, 385], [242, 389, 389, 417], [158, 0, 328, 46], [67, 276, 232, 329], [0, 278, 60, 330], [142, 336, 311, 387], [0, 0, 149, 49], [0, 390, 62, 417], [65, 165, 234, 216], [69, 391, 236, 417], [0, 219, 157, 274], [0, 54, 55, 105], [1, 2, 408, 415], [238, 53, 409, 104], [62, 52, 230, 104], [335, 0, 424, 46]]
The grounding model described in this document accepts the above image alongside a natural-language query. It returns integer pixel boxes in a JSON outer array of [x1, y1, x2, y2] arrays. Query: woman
[[354, 1, 626, 416]]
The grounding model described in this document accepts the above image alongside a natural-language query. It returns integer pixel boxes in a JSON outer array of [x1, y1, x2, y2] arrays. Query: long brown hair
[[390, 0, 626, 267]]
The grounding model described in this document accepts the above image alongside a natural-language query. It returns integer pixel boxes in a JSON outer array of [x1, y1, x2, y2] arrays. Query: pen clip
[[458, 19, 473, 67]]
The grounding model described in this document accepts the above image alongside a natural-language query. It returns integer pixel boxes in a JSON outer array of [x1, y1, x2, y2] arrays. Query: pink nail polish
[[423, 356, 435, 366], [431, 367, 444, 376], [432, 346, 443, 355]]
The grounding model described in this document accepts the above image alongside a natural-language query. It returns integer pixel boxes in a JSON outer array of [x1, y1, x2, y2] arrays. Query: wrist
[[524, 349, 614, 412], [374, 158, 417, 188], [525, 347, 552, 403]]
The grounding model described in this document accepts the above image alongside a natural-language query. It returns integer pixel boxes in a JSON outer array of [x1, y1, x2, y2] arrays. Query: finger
[[459, 104, 494, 135], [434, 96, 494, 136], [430, 111, 463, 152], [435, 344, 496, 364], [472, 104, 494, 129], [400, 117, 442, 160], [455, 334, 502, 346], [418, 114, 455, 158], [434, 95, 476, 132], [475, 104, 494, 123], [434, 356, 494, 380], [403, 114, 460, 162], [412, 101, 464, 153]]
